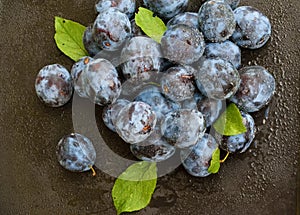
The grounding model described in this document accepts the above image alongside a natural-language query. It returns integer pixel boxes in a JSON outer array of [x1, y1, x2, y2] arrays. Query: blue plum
[[161, 65, 196, 102], [230, 66, 276, 112], [92, 8, 131, 51], [56, 133, 96, 172], [114, 101, 157, 144], [194, 57, 240, 100], [231, 6, 272, 49], [120, 36, 163, 81], [161, 109, 206, 148], [35, 64, 73, 107], [198, 0, 236, 42], [181, 134, 218, 177]]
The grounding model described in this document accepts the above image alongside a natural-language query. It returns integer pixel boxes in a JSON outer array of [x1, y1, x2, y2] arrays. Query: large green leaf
[[135, 7, 167, 43], [54, 16, 88, 61], [213, 103, 247, 136], [112, 161, 157, 215]]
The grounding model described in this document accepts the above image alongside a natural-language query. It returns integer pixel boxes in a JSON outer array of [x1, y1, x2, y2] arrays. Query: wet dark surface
[[0, 0, 300, 214]]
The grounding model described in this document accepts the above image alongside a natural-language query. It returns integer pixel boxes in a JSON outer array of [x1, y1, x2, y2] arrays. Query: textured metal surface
[[0, 0, 299, 214]]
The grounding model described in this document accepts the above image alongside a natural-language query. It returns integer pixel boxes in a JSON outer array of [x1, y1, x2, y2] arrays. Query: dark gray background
[[0, 0, 299, 214]]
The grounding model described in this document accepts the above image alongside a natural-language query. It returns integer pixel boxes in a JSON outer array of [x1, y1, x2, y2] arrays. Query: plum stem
[[220, 151, 230, 163], [89, 165, 96, 176]]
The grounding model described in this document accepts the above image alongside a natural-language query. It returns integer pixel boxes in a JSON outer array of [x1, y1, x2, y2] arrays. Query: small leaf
[[112, 161, 157, 215], [54, 16, 88, 61], [135, 7, 167, 43], [208, 148, 221, 174], [213, 103, 247, 136]]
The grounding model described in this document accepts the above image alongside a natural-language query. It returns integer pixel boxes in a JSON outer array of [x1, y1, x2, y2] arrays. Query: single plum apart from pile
[[35, 64, 73, 107], [56, 133, 96, 172]]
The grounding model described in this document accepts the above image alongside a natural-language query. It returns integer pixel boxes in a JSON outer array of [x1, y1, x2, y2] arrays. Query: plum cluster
[[35, 0, 275, 177]]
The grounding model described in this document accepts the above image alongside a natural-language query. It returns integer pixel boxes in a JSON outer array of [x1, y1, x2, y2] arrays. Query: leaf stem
[[89, 165, 96, 176], [220, 151, 230, 163]]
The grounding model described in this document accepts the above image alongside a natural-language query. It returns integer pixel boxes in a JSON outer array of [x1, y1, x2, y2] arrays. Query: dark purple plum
[[102, 99, 130, 132], [161, 24, 205, 65], [161, 65, 196, 102], [204, 40, 241, 69], [143, 0, 188, 19], [232, 6, 271, 49], [92, 8, 131, 51], [35, 64, 73, 107], [198, 0, 236, 42], [56, 133, 96, 172], [194, 57, 240, 100], [230, 66, 276, 112], [161, 109, 206, 148], [95, 0, 136, 18], [181, 134, 218, 177], [114, 101, 157, 144]]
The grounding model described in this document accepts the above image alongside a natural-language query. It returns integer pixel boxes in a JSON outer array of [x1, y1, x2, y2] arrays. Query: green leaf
[[135, 7, 167, 43], [208, 148, 221, 174], [54, 16, 88, 61], [112, 161, 157, 215], [213, 103, 247, 136]]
